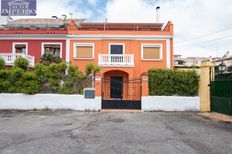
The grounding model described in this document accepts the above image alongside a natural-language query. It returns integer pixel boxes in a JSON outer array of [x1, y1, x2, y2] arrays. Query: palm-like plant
[[85, 63, 101, 88]]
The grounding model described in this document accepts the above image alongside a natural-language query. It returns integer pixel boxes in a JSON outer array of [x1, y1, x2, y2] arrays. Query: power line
[[175, 33, 232, 47], [176, 24, 232, 43], [175, 35, 214, 50]]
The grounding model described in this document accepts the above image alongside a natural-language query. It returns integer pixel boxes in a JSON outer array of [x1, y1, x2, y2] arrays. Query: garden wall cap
[[200, 62, 215, 68]]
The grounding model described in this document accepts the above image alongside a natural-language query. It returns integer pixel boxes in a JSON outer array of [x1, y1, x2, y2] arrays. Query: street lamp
[[218, 61, 226, 73]]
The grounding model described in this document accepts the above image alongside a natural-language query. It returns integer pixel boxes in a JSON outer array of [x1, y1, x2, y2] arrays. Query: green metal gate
[[210, 70, 232, 116]]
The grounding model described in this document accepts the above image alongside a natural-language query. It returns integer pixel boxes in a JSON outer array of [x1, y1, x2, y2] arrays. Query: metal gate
[[210, 69, 232, 116], [101, 78, 142, 110]]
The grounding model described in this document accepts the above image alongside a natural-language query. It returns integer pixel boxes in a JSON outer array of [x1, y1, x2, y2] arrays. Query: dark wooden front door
[[110, 77, 123, 99]]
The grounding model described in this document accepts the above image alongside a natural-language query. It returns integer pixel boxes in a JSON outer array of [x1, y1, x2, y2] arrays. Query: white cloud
[[1, 0, 232, 58], [35, 0, 92, 19], [87, 0, 97, 6], [104, 0, 232, 57]]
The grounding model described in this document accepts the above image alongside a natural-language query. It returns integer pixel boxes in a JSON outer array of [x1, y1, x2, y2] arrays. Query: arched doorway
[[102, 70, 141, 110]]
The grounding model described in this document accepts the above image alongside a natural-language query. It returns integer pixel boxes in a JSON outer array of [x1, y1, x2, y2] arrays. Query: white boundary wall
[[0, 94, 199, 111], [142, 96, 200, 111], [0, 94, 101, 111]]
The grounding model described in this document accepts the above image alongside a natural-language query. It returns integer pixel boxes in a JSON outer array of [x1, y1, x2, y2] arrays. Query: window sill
[[141, 59, 163, 61], [73, 58, 94, 60]]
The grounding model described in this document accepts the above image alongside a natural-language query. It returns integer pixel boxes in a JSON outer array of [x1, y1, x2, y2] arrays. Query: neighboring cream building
[[174, 54, 208, 68], [212, 51, 232, 72]]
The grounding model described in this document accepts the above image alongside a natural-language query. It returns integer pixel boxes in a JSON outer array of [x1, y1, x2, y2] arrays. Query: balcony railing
[[98, 54, 134, 67], [0, 53, 35, 67]]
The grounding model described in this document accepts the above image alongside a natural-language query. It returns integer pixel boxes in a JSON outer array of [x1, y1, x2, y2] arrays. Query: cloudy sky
[[1, 0, 232, 58]]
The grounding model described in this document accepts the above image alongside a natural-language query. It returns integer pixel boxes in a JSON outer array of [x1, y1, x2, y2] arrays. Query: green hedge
[[0, 59, 5, 69], [0, 68, 39, 94], [35, 62, 67, 93], [149, 69, 199, 96], [0, 61, 84, 95]]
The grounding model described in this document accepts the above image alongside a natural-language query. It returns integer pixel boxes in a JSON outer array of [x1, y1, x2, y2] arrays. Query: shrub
[[14, 57, 29, 70], [9, 68, 24, 81], [0, 59, 5, 69], [0, 69, 10, 80], [0, 62, 85, 94], [40, 52, 61, 65], [35, 63, 48, 83], [0, 69, 11, 92], [59, 65, 84, 94], [21, 72, 39, 94], [149, 69, 199, 96], [0, 68, 24, 93], [0, 68, 39, 94], [35, 62, 67, 93]]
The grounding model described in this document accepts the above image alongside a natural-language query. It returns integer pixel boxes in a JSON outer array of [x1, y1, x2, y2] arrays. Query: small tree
[[85, 63, 101, 88]]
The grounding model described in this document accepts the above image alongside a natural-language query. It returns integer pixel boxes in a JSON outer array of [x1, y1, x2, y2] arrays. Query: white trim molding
[[12, 42, 28, 55], [73, 43, 95, 60], [166, 39, 171, 69], [108, 43, 125, 54], [41, 42, 63, 58], [68, 34, 173, 40], [0, 34, 67, 40], [66, 38, 70, 63], [141, 43, 163, 61]]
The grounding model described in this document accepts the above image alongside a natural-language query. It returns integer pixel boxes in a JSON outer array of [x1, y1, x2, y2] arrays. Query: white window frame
[[12, 42, 28, 55], [109, 43, 125, 54], [41, 42, 63, 58], [141, 43, 163, 61], [73, 43, 95, 59]]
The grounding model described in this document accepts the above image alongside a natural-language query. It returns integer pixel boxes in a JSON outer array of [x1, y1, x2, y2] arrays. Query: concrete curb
[[198, 112, 232, 123]]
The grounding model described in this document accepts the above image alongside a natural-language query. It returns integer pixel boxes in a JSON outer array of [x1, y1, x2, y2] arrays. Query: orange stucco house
[[0, 17, 173, 109], [67, 20, 174, 109]]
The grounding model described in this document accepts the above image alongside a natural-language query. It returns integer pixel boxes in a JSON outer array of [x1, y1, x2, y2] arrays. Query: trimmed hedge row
[[0, 59, 5, 69], [35, 62, 84, 94], [0, 58, 85, 94], [0, 68, 39, 94], [149, 69, 199, 96]]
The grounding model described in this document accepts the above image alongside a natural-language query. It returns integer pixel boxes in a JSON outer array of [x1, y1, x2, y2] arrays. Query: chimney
[[156, 6, 160, 23], [52, 16, 58, 19]]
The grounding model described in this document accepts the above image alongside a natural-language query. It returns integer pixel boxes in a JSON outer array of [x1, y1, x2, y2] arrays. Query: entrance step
[[101, 109, 141, 112], [102, 100, 141, 110]]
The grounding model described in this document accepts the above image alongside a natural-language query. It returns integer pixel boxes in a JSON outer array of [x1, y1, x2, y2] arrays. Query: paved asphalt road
[[0, 110, 231, 154]]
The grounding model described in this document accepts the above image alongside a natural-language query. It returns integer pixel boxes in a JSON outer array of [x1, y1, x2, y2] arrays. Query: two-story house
[[0, 18, 174, 109], [68, 20, 174, 108]]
